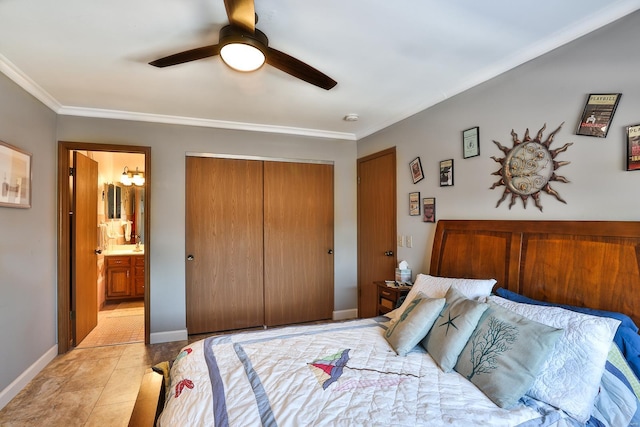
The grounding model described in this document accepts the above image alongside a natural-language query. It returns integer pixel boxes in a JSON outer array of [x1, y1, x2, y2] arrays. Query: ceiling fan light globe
[[220, 43, 265, 72]]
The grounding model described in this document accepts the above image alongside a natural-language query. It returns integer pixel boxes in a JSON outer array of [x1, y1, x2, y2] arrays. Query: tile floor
[[0, 301, 183, 427], [77, 301, 145, 348], [0, 315, 330, 426], [0, 340, 187, 427]]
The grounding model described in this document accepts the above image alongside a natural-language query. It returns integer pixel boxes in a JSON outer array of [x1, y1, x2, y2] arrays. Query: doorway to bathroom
[[56, 141, 151, 354]]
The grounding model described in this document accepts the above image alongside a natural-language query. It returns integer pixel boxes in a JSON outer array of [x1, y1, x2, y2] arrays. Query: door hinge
[[69, 167, 74, 176], [357, 176, 361, 184], [69, 310, 75, 320]]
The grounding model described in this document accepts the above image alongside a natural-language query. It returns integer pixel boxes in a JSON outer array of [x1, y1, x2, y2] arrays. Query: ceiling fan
[[149, 0, 337, 90]]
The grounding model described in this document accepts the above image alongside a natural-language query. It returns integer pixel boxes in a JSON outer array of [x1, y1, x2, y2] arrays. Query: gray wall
[[0, 75, 57, 393], [358, 10, 640, 277], [56, 117, 358, 338]]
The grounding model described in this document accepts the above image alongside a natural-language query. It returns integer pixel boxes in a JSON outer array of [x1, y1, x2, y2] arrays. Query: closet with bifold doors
[[185, 156, 334, 335]]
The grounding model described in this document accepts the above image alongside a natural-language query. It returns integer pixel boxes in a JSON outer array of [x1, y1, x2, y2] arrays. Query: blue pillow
[[495, 288, 640, 378]]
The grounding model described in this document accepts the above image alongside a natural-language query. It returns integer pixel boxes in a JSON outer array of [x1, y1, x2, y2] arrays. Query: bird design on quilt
[[174, 379, 194, 398], [176, 347, 193, 361], [173, 347, 195, 398]]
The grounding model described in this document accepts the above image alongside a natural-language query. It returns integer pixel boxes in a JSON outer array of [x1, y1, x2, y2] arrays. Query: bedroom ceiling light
[[219, 26, 268, 72], [120, 166, 145, 187]]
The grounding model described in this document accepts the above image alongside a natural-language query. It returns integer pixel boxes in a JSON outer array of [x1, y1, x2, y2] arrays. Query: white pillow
[[489, 296, 621, 423], [386, 274, 496, 321]]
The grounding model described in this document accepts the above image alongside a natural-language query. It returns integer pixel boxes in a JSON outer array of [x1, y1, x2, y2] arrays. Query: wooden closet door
[[263, 162, 334, 326], [185, 157, 264, 334]]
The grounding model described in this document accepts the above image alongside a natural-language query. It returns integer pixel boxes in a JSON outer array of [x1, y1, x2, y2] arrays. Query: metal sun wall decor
[[490, 123, 572, 212]]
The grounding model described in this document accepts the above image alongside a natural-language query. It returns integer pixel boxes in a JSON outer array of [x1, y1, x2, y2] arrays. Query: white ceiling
[[1, 0, 639, 141]]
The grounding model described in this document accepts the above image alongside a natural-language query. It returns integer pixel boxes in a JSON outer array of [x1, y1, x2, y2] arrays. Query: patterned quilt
[[157, 318, 572, 427]]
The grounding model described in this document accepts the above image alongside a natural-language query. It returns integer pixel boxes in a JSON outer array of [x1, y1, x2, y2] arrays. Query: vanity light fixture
[[120, 166, 145, 187]]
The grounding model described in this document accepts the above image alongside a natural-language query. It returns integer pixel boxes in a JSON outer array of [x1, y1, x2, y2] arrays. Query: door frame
[[57, 141, 151, 354]]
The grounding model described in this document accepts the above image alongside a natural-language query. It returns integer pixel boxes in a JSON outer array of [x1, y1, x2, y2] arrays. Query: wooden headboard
[[429, 220, 640, 325]]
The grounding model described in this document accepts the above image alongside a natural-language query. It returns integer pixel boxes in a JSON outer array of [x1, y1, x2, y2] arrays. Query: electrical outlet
[[406, 235, 413, 248], [397, 235, 404, 247]]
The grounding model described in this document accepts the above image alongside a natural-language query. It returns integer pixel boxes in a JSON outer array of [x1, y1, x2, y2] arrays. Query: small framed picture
[[0, 140, 32, 209], [576, 93, 622, 138], [423, 197, 435, 223], [439, 159, 454, 187], [409, 157, 424, 184], [409, 192, 420, 216], [462, 126, 480, 159], [626, 124, 640, 171]]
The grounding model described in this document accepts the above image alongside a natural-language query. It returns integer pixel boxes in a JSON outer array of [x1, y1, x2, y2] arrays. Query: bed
[[129, 220, 640, 426]]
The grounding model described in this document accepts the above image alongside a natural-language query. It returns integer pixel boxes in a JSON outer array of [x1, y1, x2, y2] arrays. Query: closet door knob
[[187, 255, 194, 261], [327, 249, 333, 254], [94, 249, 102, 255], [384, 251, 394, 257]]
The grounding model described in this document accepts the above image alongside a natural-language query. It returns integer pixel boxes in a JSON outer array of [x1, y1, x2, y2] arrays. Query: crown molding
[[57, 106, 357, 141], [0, 53, 61, 112], [0, 53, 355, 141]]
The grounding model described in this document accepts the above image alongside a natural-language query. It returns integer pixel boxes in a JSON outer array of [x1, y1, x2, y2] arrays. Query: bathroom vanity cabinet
[[105, 254, 144, 300]]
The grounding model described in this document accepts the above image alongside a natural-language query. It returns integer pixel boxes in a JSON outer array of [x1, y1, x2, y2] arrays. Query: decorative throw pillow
[[386, 274, 496, 321], [384, 292, 445, 356], [489, 296, 621, 423], [421, 287, 489, 372], [454, 301, 563, 408]]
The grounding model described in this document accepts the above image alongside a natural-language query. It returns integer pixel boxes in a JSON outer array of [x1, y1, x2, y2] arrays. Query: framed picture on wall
[[0, 140, 31, 209], [576, 93, 621, 138], [462, 126, 480, 159], [439, 159, 454, 187], [626, 124, 640, 171], [409, 157, 424, 184], [409, 192, 420, 216], [423, 197, 435, 223]]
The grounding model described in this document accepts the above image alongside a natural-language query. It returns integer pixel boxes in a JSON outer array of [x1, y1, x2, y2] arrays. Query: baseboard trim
[[0, 344, 58, 410], [150, 329, 188, 344], [333, 308, 358, 321]]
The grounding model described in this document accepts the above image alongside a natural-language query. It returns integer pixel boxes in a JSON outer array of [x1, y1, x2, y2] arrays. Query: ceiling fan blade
[[224, 0, 255, 33], [266, 48, 337, 90], [149, 45, 221, 68]]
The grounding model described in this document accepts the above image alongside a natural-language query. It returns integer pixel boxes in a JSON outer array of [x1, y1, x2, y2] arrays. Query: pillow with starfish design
[[421, 287, 489, 372]]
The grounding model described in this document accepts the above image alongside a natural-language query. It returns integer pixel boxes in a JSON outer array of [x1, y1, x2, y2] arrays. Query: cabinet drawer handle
[[381, 290, 391, 297]]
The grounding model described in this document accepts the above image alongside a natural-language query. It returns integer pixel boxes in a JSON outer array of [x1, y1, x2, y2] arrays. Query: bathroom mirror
[[105, 183, 122, 219]]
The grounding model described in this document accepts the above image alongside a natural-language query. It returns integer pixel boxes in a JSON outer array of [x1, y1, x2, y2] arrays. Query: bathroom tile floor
[[77, 301, 145, 348]]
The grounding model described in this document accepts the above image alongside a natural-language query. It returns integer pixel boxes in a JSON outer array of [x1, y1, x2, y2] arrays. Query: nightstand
[[375, 281, 411, 316]]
